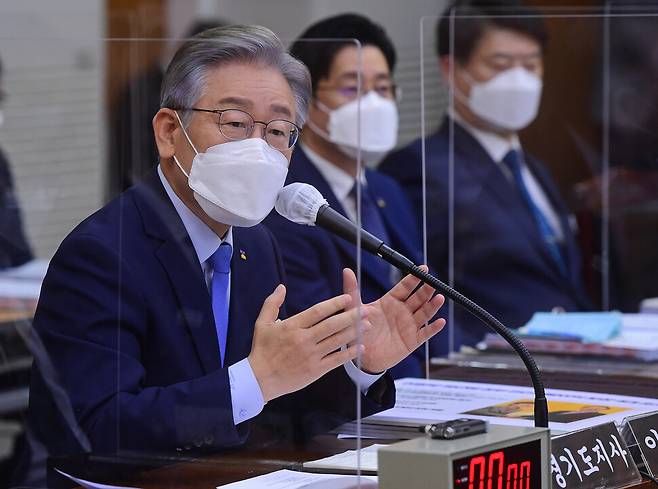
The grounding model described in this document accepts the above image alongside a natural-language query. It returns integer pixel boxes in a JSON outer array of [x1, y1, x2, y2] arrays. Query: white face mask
[[309, 91, 398, 162], [461, 66, 543, 132], [173, 112, 289, 227]]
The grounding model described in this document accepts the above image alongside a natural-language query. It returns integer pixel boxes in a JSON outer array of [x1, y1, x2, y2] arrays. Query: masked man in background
[[380, 1, 591, 353], [265, 14, 430, 377]]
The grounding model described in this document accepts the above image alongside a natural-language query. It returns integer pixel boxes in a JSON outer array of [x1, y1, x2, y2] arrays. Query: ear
[[439, 55, 453, 81], [153, 108, 179, 159]]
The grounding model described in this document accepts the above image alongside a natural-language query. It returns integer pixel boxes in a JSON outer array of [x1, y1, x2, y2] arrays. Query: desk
[[57, 361, 658, 489], [0, 299, 35, 324]]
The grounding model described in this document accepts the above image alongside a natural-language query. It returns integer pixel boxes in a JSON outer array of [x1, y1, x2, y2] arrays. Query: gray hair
[[161, 25, 311, 127]]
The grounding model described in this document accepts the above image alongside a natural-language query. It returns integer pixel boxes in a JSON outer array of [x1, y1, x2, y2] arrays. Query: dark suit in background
[[380, 119, 591, 352], [0, 146, 32, 268], [265, 147, 431, 375], [15, 171, 393, 486]]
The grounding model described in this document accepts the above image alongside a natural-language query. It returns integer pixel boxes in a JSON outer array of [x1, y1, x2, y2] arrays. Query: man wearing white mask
[[381, 1, 591, 353], [265, 14, 429, 378], [15, 25, 446, 487]]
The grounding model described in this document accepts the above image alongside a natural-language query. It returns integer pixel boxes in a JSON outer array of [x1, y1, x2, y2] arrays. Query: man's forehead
[[201, 64, 295, 117], [474, 28, 543, 57], [330, 45, 389, 70]]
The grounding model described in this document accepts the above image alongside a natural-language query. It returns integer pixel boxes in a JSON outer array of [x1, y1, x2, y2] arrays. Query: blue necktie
[[352, 183, 392, 285], [209, 242, 232, 366], [503, 149, 567, 276]]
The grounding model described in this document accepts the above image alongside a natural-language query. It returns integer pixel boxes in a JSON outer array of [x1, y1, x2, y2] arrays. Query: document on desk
[[366, 378, 658, 433], [0, 259, 48, 300], [54, 469, 141, 489], [216, 469, 377, 488], [303, 444, 384, 472]]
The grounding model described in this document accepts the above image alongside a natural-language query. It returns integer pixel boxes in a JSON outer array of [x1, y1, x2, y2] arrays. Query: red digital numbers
[[467, 452, 532, 489]]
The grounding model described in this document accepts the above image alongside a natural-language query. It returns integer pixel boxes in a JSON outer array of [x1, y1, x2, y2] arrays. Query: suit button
[[204, 434, 214, 445]]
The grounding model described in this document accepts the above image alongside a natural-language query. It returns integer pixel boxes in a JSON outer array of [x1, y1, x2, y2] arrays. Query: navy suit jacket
[[18, 171, 394, 484], [379, 120, 591, 352], [264, 147, 430, 378]]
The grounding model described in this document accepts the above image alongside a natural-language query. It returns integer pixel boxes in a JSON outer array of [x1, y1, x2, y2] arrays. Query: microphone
[[275, 183, 549, 428]]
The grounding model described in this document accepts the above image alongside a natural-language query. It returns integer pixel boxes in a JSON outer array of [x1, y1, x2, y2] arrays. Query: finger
[[416, 317, 446, 344], [403, 265, 428, 299], [320, 343, 364, 372], [256, 284, 286, 325], [317, 319, 372, 357], [388, 273, 424, 301], [291, 293, 352, 329], [310, 306, 367, 343], [412, 294, 446, 326], [404, 280, 424, 301], [405, 282, 435, 313], [342, 268, 363, 309], [388, 264, 430, 301]]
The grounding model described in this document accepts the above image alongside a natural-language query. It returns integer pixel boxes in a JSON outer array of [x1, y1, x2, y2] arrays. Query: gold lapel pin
[[239, 249, 247, 261], [376, 198, 386, 208]]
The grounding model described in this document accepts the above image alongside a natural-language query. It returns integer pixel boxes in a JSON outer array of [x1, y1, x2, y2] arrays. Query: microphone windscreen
[[275, 183, 328, 225]]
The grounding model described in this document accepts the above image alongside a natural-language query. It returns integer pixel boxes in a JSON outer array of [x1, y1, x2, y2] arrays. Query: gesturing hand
[[342, 267, 445, 374], [248, 284, 370, 402]]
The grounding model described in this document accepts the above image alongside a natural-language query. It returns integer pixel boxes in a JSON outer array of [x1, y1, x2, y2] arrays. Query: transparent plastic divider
[[421, 5, 658, 363]]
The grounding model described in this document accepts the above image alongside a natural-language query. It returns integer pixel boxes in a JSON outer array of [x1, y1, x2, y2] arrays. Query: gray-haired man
[[15, 25, 444, 486]]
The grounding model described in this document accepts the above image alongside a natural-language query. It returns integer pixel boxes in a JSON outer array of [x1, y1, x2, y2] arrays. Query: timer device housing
[[378, 425, 551, 489]]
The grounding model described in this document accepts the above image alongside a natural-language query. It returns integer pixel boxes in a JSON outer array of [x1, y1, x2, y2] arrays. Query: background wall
[[0, 0, 105, 259]]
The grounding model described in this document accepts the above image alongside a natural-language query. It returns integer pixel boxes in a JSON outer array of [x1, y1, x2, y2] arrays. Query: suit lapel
[[133, 172, 221, 374], [368, 171, 421, 265], [290, 150, 391, 291]]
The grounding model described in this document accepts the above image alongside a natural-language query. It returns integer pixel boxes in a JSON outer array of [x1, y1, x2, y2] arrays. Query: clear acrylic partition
[[419, 6, 658, 362], [0, 9, 376, 488]]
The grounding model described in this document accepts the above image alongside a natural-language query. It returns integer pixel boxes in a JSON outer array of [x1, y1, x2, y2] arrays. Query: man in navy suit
[[15, 25, 445, 487], [380, 1, 591, 353], [265, 14, 432, 376]]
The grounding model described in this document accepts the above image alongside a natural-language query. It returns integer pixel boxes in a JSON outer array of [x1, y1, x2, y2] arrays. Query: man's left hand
[[342, 267, 446, 374]]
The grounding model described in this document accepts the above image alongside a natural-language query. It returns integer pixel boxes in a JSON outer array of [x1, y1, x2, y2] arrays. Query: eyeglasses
[[316, 82, 398, 101], [179, 107, 301, 151]]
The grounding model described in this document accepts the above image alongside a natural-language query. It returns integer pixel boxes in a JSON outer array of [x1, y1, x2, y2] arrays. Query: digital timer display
[[452, 439, 542, 489]]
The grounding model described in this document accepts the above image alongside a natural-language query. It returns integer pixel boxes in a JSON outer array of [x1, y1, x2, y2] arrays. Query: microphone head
[[275, 183, 328, 225]]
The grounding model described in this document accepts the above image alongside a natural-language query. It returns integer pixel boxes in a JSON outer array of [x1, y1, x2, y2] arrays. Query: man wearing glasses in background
[[265, 14, 429, 378], [14, 25, 445, 487]]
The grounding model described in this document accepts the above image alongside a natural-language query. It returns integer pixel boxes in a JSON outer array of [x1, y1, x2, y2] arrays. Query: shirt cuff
[[228, 358, 265, 425], [344, 359, 385, 394]]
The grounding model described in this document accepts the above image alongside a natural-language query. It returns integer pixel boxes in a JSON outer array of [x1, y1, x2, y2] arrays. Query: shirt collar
[[157, 165, 233, 265], [299, 143, 367, 202], [449, 108, 521, 163]]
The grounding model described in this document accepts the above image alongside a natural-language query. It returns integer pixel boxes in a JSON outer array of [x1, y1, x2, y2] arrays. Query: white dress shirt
[[450, 112, 565, 242], [157, 165, 381, 422]]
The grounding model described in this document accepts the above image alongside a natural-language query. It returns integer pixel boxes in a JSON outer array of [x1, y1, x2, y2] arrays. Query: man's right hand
[[248, 284, 369, 403]]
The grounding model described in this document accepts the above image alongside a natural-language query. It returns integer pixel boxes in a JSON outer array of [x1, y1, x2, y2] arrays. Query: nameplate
[[622, 411, 658, 477], [550, 422, 641, 489]]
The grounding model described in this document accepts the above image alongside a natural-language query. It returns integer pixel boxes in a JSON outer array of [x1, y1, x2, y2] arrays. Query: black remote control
[[421, 418, 488, 440]]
